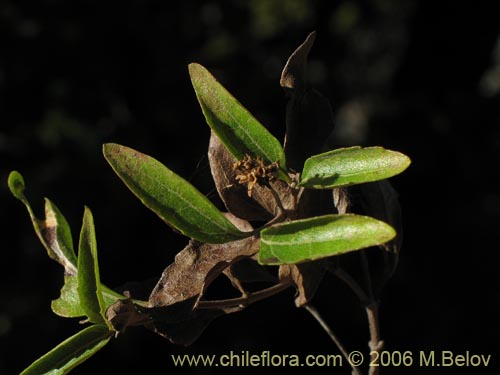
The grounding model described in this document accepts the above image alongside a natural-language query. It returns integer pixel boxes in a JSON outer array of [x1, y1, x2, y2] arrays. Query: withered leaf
[[281, 31, 336, 171], [148, 219, 259, 308], [106, 298, 151, 335], [147, 298, 225, 346], [333, 187, 351, 215], [224, 257, 277, 285], [145, 214, 260, 345], [280, 31, 316, 92], [279, 262, 326, 307], [334, 181, 402, 253], [357, 180, 403, 254], [209, 132, 273, 221], [331, 180, 403, 297], [208, 132, 295, 221]]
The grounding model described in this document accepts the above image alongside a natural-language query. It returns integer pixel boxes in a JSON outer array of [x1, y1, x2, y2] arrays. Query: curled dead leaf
[[148, 216, 259, 308], [279, 262, 326, 307], [281, 31, 336, 171]]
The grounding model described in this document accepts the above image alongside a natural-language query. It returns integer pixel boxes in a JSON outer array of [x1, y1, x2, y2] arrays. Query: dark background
[[1, 0, 499, 374]]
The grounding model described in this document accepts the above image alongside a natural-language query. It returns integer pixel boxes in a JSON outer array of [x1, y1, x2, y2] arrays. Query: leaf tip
[[8, 170, 26, 201], [188, 62, 205, 80], [382, 221, 397, 241], [82, 205, 94, 223], [102, 143, 118, 158], [401, 152, 412, 170]]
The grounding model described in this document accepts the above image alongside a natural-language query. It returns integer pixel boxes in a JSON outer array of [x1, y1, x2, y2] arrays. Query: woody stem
[[196, 280, 292, 309]]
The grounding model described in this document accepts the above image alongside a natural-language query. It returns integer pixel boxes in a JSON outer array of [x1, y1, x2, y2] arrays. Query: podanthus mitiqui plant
[[8, 32, 410, 375]]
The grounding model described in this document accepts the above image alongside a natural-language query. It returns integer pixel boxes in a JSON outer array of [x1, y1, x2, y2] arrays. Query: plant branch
[[255, 184, 288, 232], [360, 252, 374, 300], [196, 280, 292, 309], [360, 252, 383, 375], [366, 302, 383, 375], [304, 304, 363, 375], [327, 264, 370, 304]]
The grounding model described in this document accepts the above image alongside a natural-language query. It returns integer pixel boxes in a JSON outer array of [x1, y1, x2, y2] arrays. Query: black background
[[1, 1, 499, 374]]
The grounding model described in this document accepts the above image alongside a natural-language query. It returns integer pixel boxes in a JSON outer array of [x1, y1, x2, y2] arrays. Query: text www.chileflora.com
[[171, 351, 343, 367]]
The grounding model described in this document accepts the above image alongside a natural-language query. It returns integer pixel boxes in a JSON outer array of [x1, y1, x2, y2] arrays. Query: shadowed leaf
[[147, 298, 225, 346], [20, 325, 112, 375], [280, 31, 316, 91], [280, 32, 336, 171], [259, 214, 396, 265], [333, 180, 404, 295], [103, 143, 249, 244]]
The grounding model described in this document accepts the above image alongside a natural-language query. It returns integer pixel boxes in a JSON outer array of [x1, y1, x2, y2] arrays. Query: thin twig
[[267, 183, 287, 216], [360, 252, 383, 375], [366, 302, 383, 375], [196, 280, 292, 309], [327, 264, 370, 304], [304, 304, 363, 375], [360, 252, 374, 300]]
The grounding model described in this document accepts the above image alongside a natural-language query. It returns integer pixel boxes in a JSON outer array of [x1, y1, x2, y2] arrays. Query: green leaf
[[188, 63, 289, 181], [52, 277, 125, 319], [20, 325, 113, 375], [8, 170, 26, 200], [299, 146, 411, 189], [259, 214, 396, 265], [77, 207, 107, 325], [103, 143, 249, 244], [51, 276, 86, 318]]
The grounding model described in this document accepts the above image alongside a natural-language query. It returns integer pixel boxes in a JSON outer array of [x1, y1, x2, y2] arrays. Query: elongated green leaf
[[77, 207, 107, 325], [259, 214, 396, 265], [20, 325, 112, 375], [103, 143, 249, 244], [189, 63, 289, 181], [299, 146, 411, 189]]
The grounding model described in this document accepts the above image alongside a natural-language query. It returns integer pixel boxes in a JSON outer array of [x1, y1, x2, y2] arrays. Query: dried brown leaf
[[331, 180, 403, 296], [279, 262, 326, 307], [208, 132, 296, 220], [280, 31, 316, 92], [208, 132, 274, 221], [333, 181, 402, 253], [224, 257, 277, 285], [147, 297, 225, 346], [106, 298, 151, 335], [357, 181, 402, 253], [148, 233, 259, 308], [281, 32, 336, 171]]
